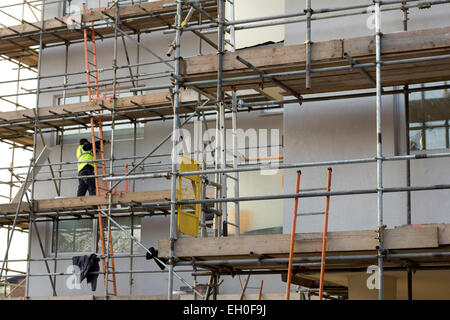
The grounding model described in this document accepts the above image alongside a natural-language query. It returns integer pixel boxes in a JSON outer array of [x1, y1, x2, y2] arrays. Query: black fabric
[[77, 165, 96, 196], [145, 247, 167, 270], [72, 254, 100, 291]]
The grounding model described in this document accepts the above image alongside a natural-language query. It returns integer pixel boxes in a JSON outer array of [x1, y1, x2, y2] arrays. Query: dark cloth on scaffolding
[[72, 254, 100, 291], [146, 247, 167, 270]]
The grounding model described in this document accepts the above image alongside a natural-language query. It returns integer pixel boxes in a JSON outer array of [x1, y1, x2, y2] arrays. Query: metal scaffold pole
[[168, 0, 183, 301], [374, 0, 385, 301], [26, 0, 46, 299], [401, 0, 413, 300], [217, 0, 227, 237], [229, 0, 240, 236], [305, 0, 312, 89]]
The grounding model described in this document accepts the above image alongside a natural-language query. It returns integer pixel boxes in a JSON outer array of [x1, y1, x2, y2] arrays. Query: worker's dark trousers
[[77, 165, 96, 196]]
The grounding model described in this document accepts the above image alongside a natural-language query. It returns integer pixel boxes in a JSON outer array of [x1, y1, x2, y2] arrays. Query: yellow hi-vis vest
[[77, 144, 94, 172]]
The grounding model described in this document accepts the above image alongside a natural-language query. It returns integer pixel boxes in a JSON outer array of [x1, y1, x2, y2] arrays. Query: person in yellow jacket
[[77, 138, 100, 196]]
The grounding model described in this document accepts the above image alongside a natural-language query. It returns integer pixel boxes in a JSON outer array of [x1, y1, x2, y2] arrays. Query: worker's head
[[79, 138, 89, 145]]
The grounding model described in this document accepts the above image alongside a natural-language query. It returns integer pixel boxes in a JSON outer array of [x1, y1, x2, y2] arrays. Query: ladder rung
[[294, 237, 322, 241], [297, 211, 325, 216], [300, 187, 327, 192], [226, 174, 237, 181], [86, 49, 94, 55]]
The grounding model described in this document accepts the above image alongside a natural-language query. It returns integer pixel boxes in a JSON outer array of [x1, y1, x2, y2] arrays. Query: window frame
[[50, 218, 98, 255], [50, 216, 141, 256], [406, 82, 450, 153]]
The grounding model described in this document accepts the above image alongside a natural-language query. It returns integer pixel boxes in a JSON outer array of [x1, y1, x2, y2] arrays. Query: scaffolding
[[0, 0, 449, 300]]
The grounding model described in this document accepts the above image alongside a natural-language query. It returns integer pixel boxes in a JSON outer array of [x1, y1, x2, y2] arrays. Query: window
[[52, 216, 141, 254], [56, 91, 144, 144], [62, 0, 85, 15], [97, 216, 141, 254], [62, 0, 151, 15], [52, 219, 95, 253], [408, 82, 450, 151], [226, 170, 283, 235]]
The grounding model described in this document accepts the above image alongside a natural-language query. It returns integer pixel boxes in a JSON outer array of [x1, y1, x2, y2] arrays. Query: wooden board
[[182, 40, 343, 75], [0, 89, 263, 147], [3, 25, 450, 147], [0, 187, 215, 213], [0, 1, 217, 67], [181, 26, 450, 95], [158, 224, 440, 258]]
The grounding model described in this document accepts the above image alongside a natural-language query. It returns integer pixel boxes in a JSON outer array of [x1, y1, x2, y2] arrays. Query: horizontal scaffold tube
[[176, 251, 450, 266], [104, 152, 450, 180], [173, 0, 450, 32], [176, 184, 450, 206]]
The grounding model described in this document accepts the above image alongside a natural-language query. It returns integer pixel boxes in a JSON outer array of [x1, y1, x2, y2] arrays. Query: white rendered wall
[[282, 0, 450, 234]]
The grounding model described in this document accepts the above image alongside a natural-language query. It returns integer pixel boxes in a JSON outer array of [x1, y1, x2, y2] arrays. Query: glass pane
[[409, 91, 422, 102], [409, 84, 450, 151], [53, 219, 94, 253], [119, 91, 134, 98], [409, 130, 424, 151], [62, 96, 81, 105], [409, 122, 422, 128], [64, 0, 114, 15], [98, 217, 141, 254], [426, 120, 446, 126], [227, 170, 283, 235], [426, 127, 446, 150], [64, 0, 84, 15], [424, 81, 445, 99], [425, 89, 445, 100]]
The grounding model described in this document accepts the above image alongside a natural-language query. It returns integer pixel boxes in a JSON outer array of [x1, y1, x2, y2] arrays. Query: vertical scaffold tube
[[305, 0, 312, 89], [229, 0, 240, 236], [168, 0, 183, 301], [217, 0, 227, 236], [26, 0, 46, 299], [374, 0, 385, 300]]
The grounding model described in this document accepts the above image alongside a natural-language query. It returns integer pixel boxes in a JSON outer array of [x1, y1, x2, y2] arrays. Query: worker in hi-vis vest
[[77, 138, 102, 197]]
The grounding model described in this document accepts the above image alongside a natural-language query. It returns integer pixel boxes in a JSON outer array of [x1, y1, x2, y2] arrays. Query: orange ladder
[[82, 3, 117, 296], [285, 168, 332, 300]]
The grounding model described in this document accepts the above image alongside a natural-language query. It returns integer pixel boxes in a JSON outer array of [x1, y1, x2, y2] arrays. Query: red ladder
[[82, 3, 117, 296], [285, 168, 332, 300]]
